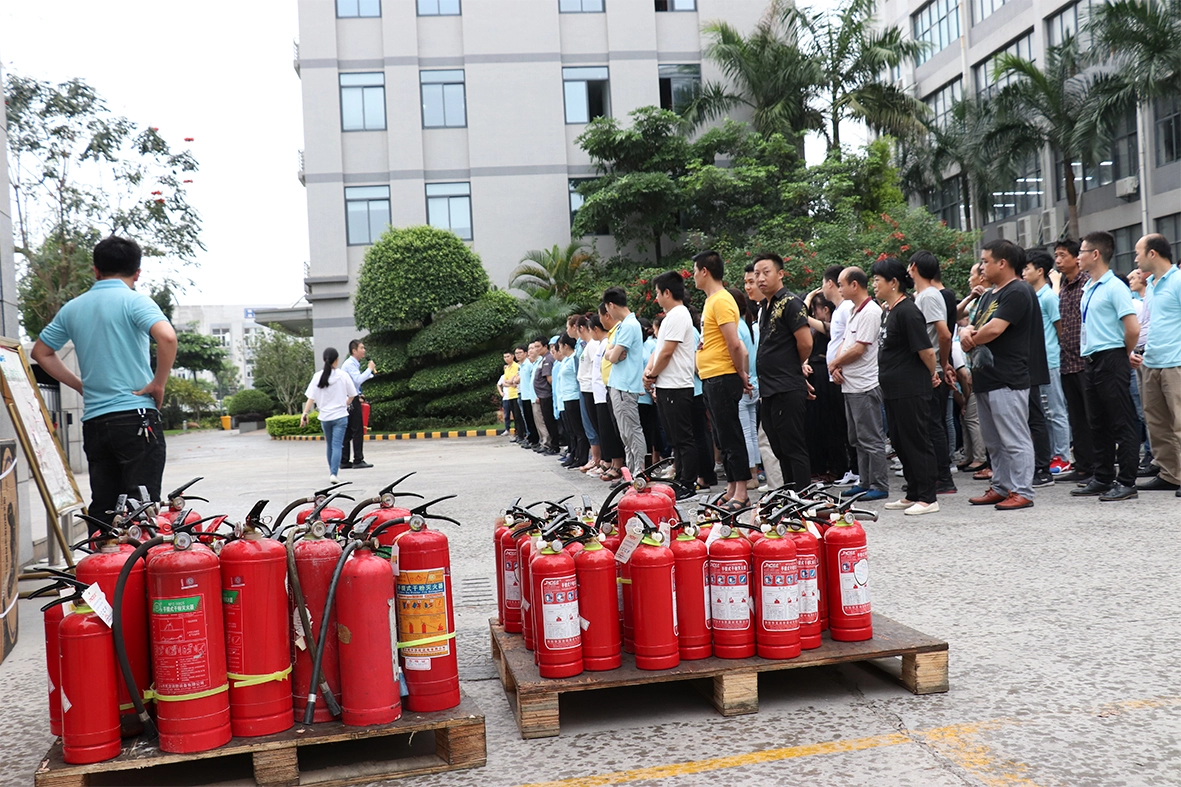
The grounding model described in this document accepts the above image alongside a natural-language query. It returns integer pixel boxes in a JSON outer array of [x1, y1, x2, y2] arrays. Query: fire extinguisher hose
[[113, 535, 164, 741], [303, 539, 359, 725], [285, 529, 343, 718]]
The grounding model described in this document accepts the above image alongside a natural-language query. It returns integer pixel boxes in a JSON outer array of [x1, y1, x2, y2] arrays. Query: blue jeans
[[1041, 370, 1072, 461], [321, 416, 348, 474]]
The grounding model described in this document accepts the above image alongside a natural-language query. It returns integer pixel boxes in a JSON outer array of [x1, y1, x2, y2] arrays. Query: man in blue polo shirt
[[602, 287, 646, 473], [32, 236, 178, 529], [1072, 230, 1140, 501], [1132, 233, 1181, 495]]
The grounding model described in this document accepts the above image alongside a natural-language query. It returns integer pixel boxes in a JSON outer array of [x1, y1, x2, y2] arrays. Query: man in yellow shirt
[[500, 351, 521, 440], [693, 251, 752, 507]]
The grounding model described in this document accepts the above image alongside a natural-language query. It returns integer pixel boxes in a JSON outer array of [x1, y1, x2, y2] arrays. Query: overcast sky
[[1, 0, 308, 308]]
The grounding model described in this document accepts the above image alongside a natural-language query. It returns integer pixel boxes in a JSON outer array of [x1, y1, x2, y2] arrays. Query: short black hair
[[602, 286, 629, 308], [870, 257, 914, 291], [93, 236, 142, 277], [515, 343, 528, 353], [1026, 248, 1054, 280], [693, 250, 724, 281], [823, 264, 843, 285], [841, 266, 868, 290], [589, 314, 603, 331], [1054, 239, 1080, 258], [726, 287, 749, 327], [982, 239, 1026, 273], [744, 263, 756, 274], [753, 252, 784, 271], [348, 339, 362, 354], [1082, 231, 1114, 264], [653, 271, 686, 302], [638, 316, 653, 339], [532, 336, 547, 347], [557, 333, 576, 350], [1144, 233, 1173, 263], [909, 250, 940, 281]]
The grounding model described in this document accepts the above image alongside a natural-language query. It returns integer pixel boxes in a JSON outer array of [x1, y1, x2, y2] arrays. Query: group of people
[[503, 232, 1181, 515]]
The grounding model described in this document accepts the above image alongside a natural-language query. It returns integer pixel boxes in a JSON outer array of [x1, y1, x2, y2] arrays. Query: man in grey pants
[[828, 267, 889, 498], [602, 287, 648, 474]]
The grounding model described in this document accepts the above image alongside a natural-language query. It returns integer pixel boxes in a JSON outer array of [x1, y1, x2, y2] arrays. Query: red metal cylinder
[[824, 518, 872, 642], [148, 543, 232, 753], [59, 604, 121, 764], [617, 488, 675, 652], [296, 506, 347, 526], [518, 533, 537, 650], [630, 536, 679, 670], [337, 547, 401, 726], [530, 545, 583, 678], [753, 534, 801, 660], [395, 527, 460, 712], [43, 602, 64, 736], [708, 529, 755, 659], [814, 521, 832, 632], [671, 532, 711, 660], [292, 532, 343, 722], [574, 541, 620, 670], [220, 533, 293, 737], [76, 544, 150, 736], [498, 527, 522, 633], [494, 520, 509, 626], [786, 527, 822, 649], [368, 506, 414, 550]]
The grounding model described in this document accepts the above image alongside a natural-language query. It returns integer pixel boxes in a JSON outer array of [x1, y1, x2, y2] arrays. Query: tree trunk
[[960, 173, 973, 232], [1062, 157, 1080, 240], [653, 230, 663, 265]]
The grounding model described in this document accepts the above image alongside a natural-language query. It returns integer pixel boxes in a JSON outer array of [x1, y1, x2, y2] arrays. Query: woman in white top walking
[[300, 347, 358, 482]]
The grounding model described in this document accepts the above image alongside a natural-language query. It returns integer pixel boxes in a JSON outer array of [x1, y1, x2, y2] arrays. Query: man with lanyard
[[1071, 231, 1140, 501], [602, 287, 647, 474], [33, 236, 177, 531], [752, 252, 813, 493], [1053, 239, 1095, 484], [515, 344, 539, 449], [1132, 234, 1181, 495], [340, 339, 375, 469]]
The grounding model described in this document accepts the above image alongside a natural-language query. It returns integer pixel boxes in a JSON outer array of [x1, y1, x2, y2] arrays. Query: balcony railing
[[297, 149, 305, 186], [293, 40, 300, 76]]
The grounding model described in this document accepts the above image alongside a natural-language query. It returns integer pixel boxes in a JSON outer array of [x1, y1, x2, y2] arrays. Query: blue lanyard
[[1081, 279, 1105, 324]]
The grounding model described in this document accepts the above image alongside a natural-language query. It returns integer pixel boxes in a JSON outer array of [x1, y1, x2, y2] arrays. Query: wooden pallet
[[490, 615, 948, 739], [34, 692, 486, 787]]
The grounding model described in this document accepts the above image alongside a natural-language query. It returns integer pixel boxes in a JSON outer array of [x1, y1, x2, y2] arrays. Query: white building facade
[[293, 0, 767, 354], [174, 305, 283, 390], [877, 0, 1181, 270]]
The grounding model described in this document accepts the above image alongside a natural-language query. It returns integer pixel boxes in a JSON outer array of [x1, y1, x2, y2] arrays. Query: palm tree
[[1085, 0, 1181, 102], [511, 294, 576, 344], [508, 241, 592, 299], [987, 36, 1106, 239]]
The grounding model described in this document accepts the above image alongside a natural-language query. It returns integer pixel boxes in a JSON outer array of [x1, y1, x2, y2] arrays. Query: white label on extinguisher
[[671, 569, 678, 636], [60, 689, 71, 715], [404, 657, 431, 671], [540, 575, 581, 650], [82, 583, 114, 628], [616, 569, 624, 614], [703, 563, 712, 629], [388, 598, 400, 679], [797, 553, 820, 623], [837, 547, 871, 615], [579, 616, 591, 631], [759, 560, 800, 631], [293, 607, 307, 651], [503, 547, 521, 607], [614, 531, 642, 564], [709, 559, 751, 630], [390, 541, 400, 576]]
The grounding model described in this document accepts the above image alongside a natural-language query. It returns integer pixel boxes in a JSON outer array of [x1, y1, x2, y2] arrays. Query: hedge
[[362, 375, 412, 404], [423, 388, 499, 418], [386, 413, 501, 432], [407, 351, 504, 395], [407, 291, 520, 361], [266, 414, 321, 437], [225, 389, 275, 417], [364, 337, 412, 375]]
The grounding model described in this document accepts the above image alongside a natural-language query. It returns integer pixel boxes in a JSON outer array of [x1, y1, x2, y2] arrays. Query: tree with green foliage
[[353, 225, 489, 332], [248, 331, 313, 415], [509, 241, 592, 299], [511, 295, 577, 343], [225, 388, 274, 417], [4, 74, 203, 336], [407, 291, 520, 360], [161, 376, 216, 429], [174, 330, 229, 380], [1085, 0, 1181, 102]]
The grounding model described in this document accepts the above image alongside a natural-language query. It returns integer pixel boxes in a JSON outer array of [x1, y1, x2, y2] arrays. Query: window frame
[[562, 66, 610, 125], [336, 0, 381, 17], [1054, 105, 1138, 199], [558, 0, 605, 11], [1155, 213, 1181, 264], [1112, 223, 1141, 274], [923, 78, 962, 129], [655, 0, 697, 10], [913, 0, 960, 65], [1155, 95, 1181, 167], [658, 64, 702, 114], [420, 70, 467, 129], [973, 31, 1034, 100], [417, 0, 461, 16], [973, 0, 1009, 25], [425, 182, 473, 241], [339, 72, 387, 132], [925, 177, 963, 229], [988, 153, 1043, 223], [344, 185, 392, 246]]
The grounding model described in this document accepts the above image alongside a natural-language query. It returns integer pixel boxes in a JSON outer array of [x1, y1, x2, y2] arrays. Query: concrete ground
[[3, 429, 1179, 786]]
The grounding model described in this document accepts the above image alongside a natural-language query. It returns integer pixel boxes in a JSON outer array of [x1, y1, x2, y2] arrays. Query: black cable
[[303, 539, 358, 725], [112, 535, 162, 740]]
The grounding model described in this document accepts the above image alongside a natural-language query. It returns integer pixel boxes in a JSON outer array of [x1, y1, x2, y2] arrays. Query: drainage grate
[[456, 575, 496, 607]]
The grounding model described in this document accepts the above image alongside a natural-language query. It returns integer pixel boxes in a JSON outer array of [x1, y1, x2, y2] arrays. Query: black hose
[[303, 539, 359, 725], [285, 528, 343, 718], [273, 498, 310, 536], [112, 535, 162, 740], [345, 497, 379, 525]]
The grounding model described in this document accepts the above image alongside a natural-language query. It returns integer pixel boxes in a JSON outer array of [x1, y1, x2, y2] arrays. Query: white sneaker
[[890, 458, 903, 470], [894, 469, 905, 477], [884, 498, 913, 510], [758, 484, 770, 492], [834, 471, 860, 487], [330, 474, 339, 483], [904, 501, 940, 516]]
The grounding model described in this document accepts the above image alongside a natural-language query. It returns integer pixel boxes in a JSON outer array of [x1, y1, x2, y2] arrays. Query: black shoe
[[1056, 470, 1092, 485], [676, 487, 698, 501], [936, 483, 958, 495], [1099, 482, 1138, 501], [1137, 462, 1161, 478], [509, 436, 520, 443], [352, 460, 373, 469], [1071, 479, 1114, 497], [1137, 476, 1180, 491], [544, 448, 560, 456], [339, 461, 353, 469], [1031, 471, 1054, 488]]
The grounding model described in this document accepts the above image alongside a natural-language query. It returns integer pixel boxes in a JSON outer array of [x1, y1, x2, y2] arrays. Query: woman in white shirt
[[300, 347, 357, 482]]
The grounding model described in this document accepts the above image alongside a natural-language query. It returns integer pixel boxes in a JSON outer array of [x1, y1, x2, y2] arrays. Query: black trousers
[[702, 374, 751, 483], [763, 389, 810, 491], [597, 400, 624, 461], [83, 409, 167, 533], [927, 384, 954, 488], [1027, 386, 1051, 474], [885, 394, 937, 504], [820, 378, 851, 477], [657, 387, 697, 489], [341, 398, 365, 464], [561, 399, 588, 464], [519, 398, 538, 445], [537, 397, 561, 451], [503, 397, 522, 434], [692, 394, 717, 485], [1060, 371, 1094, 476], [1083, 348, 1140, 486], [639, 403, 661, 455]]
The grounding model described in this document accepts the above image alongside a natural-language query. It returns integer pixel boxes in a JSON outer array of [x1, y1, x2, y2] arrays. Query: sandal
[[721, 498, 749, 513], [600, 468, 622, 482]]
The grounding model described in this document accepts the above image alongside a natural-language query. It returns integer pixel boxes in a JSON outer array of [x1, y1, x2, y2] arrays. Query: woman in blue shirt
[[555, 334, 588, 469]]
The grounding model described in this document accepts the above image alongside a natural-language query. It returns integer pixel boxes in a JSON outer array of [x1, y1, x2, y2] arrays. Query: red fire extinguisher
[[529, 532, 583, 679], [362, 399, 371, 433], [671, 523, 711, 660], [272, 484, 354, 532], [219, 501, 294, 737], [343, 473, 424, 550], [707, 511, 756, 659], [784, 523, 822, 650], [751, 524, 801, 660], [625, 513, 679, 670], [290, 518, 344, 722], [613, 473, 676, 653], [393, 499, 462, 713], [156, 477, 207, 530], [824, 511, 874, 642], [42, 598, 64, 736], [515, 523, 540, 651], [573, 531, 621, 671]]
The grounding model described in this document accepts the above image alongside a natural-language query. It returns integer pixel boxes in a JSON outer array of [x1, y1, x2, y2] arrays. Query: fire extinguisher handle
[[165, 476, 204, 501], [378, 471, 417, 496], [845, 508, 879, 522]]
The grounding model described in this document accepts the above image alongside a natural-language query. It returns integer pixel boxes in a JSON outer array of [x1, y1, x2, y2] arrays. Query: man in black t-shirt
[[960, 239, 1038, 510]]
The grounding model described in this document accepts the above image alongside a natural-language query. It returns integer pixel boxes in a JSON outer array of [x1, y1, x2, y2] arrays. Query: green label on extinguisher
[[152, 596, 201, 615], [222, 590, 239, 604]]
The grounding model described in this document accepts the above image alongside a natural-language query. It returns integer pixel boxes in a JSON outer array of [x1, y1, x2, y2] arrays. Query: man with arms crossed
[[643, 271, 698, 498], [1131, 234, 1180, 495]]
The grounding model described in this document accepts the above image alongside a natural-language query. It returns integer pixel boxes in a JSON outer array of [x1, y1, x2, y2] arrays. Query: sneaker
[[329, 474, 339, 483], [904, 501, 940, 516], [894, 469, 905, 477], [1049, 457, 1071, 474], [1056, 470, 1091, 484], [890, 459, 903, 471], [1031, 470, 1054, 488], [758, 471, 767, 484], [884, 498, 913, 510], [352, 460, 373, 469], [339, 461, 353, 469], [860, 489, 889, 501], [758, 484, 770, 492], [1137, 461, 1161, 478], [834, 471, 860, 487], [842, 486, 867, 498]]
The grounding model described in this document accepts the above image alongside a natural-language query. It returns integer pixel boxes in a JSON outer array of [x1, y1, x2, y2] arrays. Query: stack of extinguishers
[[35, 475, 462, 765], [493, 460, 879, 679]]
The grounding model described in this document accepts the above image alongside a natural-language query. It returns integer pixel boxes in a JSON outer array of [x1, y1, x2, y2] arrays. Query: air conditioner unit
[[1115, 176, 1139, 199], [1039, 210, 1058, 244], [1016, 216, 1033, 248], [997, 222, 1018, 241]]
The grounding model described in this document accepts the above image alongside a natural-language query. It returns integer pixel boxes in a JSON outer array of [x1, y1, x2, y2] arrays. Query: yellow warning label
[[396, 567, 450, 658]]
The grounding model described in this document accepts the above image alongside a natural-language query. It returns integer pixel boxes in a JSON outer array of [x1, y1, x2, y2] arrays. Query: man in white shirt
[[828, 266, 889, 498], [341, 339, 376, 469], [644, 271, 698, 497], [821, 264, 856, 485]]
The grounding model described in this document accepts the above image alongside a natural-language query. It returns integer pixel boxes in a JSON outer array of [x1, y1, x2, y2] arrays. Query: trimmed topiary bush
[[423, 388, 499, 418], [407, 291, 520, 360], [354, 226, 490, 331], [226, 389, 275, 417], [266, 414, 320, 436], [408, 351, 504, 395], [363, 335, 413, 375], [362, 375, 412, 404]]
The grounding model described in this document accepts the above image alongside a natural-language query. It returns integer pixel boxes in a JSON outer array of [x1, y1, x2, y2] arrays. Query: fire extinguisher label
[[703, 563, 712, 629], [150, 594, 214, 694], [503, 547, 521, 608], [224, 590, 245, 673], [760, 560, 800, 631], [837, 547, 871, 615], [798, 553, 820, 623], [397, 568, 451, 659], [671, 569, 678, 636], [541, 574, 581, 650], [709, 559, 751, 630]]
